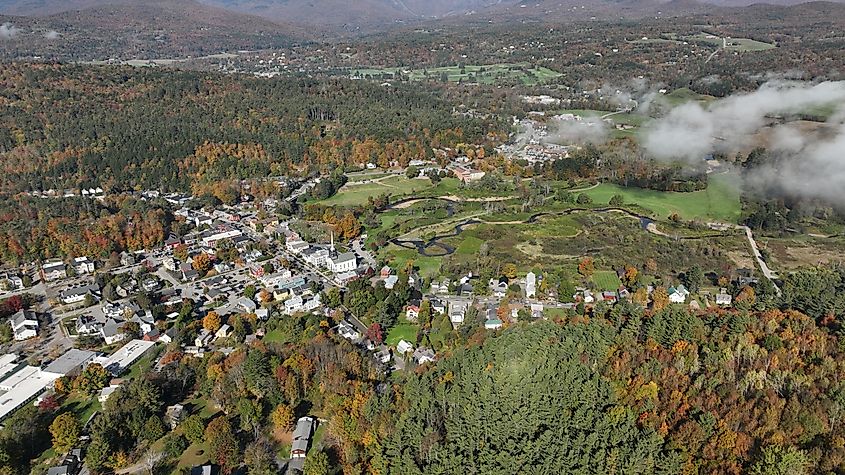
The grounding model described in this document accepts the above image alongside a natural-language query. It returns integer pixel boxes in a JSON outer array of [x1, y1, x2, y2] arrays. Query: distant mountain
[[0, 0, 302, 60], [1, 0, 844, 37]]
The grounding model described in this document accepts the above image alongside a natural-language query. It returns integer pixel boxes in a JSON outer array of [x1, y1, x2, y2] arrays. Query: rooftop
[[42, 349, 97, 377]]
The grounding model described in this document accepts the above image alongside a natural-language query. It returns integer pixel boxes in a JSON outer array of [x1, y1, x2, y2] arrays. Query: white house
[[396, 339, 414, 355], [100, 319, 126, 345], [42, 260, 67, 281], [215, 324, 232, 340], [669, 285, 690, 304], [60, 284, 99, 305], [413, 347, 436, 365], [195, 329, 213, 348], [327, 253, 357, 274], [715, 289, 732, 306], [10, 310, 38, 341], [525, 272, 537, 299], [73, 257, 95, 275], [337, 320, 360, 341]]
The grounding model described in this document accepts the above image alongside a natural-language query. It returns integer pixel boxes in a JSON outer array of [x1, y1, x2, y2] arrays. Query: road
[[709, 222, 781, 295]]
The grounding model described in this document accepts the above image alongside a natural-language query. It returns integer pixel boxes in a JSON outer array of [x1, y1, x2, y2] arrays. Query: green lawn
[[583, 174, 741, 222], [382, 247, 442, 279], [386, 321, 420, 346], [263, 329, 289, 344], [61, 393, 101, 425], [456, 236, 484, 255], [592, 271, 623, 291], [318, 176, 437, 207], [178, 443, 210, 470]]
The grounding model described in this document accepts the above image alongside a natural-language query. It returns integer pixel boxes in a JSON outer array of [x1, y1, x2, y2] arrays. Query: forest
[[3, 265, 845, 475], [0, 194, 172, 263], [0, 63, 505, 194]]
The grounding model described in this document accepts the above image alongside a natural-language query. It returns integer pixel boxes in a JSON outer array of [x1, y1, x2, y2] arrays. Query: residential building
[[290, 417, 316, 458], [668, 285, 690, 304], [236, 297, 257, 313], [715, 289, 733, 306], [60, 284, 99, 305], [100, 319, 126, 345], [405, 302, 421, 322], [215, 324, 232, 340], [195, 329, 213, 348], [397, 339, 414, 355], [72, 257, 95, 275], [384, 275, 399, 290], [165, 404, 186, 429], [337, 320, 360, 341], [42, 260, 67, 281], [10, 309, 38, 341], [526, 272, 537, 299], [413, 347, 436, 365]]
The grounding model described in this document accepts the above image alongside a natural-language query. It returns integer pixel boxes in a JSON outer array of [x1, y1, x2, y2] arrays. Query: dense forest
[[0, 63, 505, 193], [0, 195, 172, 263]]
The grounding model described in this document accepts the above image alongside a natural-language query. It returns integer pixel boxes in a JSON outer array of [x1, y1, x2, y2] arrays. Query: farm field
[[583, 174, 741, 222], [350, 63, 562, 86]]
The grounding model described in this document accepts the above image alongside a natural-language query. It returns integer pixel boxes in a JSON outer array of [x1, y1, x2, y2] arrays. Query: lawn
[[456, 236, 484, 255], [386, 321, 420, 347], [592, 271, 623, 291], [382, 246, 442, 279], [62, 393, 101, 425], [263, 328, 290, 344], [583, 174, 741, 222], [318, 176, 437, 206], [178, 443, 210, 471]]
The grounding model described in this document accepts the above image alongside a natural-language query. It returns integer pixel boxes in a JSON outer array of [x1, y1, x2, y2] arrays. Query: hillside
[[2, 0, 845, 35], [0, 0, 301, 60]]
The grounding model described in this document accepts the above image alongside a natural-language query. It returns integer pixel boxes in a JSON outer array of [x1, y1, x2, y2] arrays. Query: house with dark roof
[[290, 416, 316, 459], [10, 309, 38, 341]]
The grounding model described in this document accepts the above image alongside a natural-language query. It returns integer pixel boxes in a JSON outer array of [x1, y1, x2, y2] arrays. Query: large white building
[[327, 253, 357, 274]]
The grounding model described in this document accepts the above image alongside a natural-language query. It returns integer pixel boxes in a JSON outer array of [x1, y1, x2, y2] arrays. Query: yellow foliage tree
[[203, 311, 222, 332]]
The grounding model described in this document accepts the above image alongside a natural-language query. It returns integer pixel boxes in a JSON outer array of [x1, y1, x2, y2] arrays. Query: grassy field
[[664, 88, 716, 106], [632, 32, 775, 52], [383, 247, 442, 278], [386, 321, 419, 346], [583, 174, 741, 222], [456, 236, 484, 255], [263, 328, 290, 344], [592, 271, 623, 291], [318, 176, 446, 207], [351, 63, 562, 86], [684, 32, 775, 52]]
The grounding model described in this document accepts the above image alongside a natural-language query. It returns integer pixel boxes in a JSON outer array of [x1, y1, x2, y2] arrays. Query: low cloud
[[644, 81, 845, 204], [0, 22, 20, 40], [546, 115, 610, 145], [644, 81, 845, 161], [44, 30, 60, 40]]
